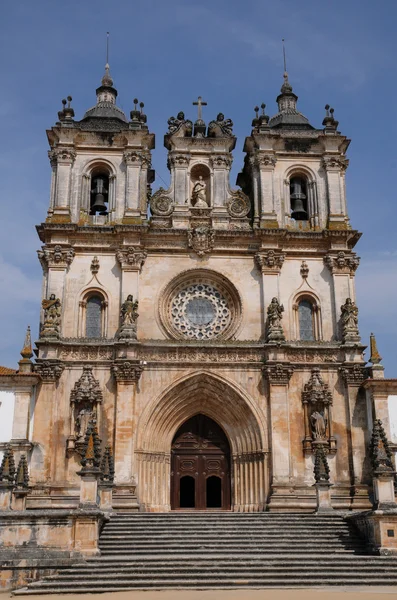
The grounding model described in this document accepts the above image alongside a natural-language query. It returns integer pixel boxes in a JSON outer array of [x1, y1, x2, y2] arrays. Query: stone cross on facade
[[193, 96, 207, 120]]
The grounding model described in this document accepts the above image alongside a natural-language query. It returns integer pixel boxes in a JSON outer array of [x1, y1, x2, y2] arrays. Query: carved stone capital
[[48, 147, 76, 165], [263, 363, 294, 384], [255, 250, 285, 273], [257, 154, 277, 168], [339, 363, 366, 385], [35, 360, 65, 382], [324, 251, 360, 275], [38, 245, 75, 271], [112, 360, 143, 383], [123, 150, 151, 168], [168, 154, 190, 167], [116, 246, 147, 272], [210, 155, 233, 169], [321, 156, 349, 171]]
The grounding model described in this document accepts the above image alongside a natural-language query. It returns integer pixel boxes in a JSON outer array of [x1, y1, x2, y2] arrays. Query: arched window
[[290, 176, 308, 221], [90, 171, 109, 215], [298, 299, 314, 341], [293, 295, 322, 341], [85, 296, 103, 338]]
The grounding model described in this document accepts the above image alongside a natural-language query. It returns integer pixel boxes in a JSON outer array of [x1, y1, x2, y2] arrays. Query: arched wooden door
[[171, 414, 231, 510]]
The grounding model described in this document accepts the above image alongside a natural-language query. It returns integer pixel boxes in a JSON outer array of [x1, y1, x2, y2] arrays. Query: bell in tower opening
[[90, 173, 109, 215], [290, 176, 308, 221]]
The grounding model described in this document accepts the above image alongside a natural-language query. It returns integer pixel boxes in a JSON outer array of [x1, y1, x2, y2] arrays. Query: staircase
[[14, 512, 397, 594]]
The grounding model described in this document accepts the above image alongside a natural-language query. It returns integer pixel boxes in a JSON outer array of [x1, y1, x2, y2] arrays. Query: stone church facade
[[4, 63, 394, 518]]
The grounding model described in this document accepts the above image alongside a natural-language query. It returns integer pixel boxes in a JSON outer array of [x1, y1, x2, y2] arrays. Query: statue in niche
[[75, 407, 95, 441], [41, 293, 62, 338], [191, 176, 208, 207], [310, 410, 327, 440]]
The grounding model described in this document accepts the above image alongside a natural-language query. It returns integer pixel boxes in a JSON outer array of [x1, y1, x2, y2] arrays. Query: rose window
[[159, 269, 242, 341], [171, 284, 231, 339]]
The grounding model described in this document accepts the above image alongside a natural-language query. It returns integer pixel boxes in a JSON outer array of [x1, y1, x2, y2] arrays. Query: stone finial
[[266, 298, 285, 342], [58, 96, 75, 122], [314, 445, 330, 483], [80, 420, 102, 470], [15, 454, 29, 488], [101, 446, 115, 483], [370, 419, 394, 476], [0, 445, 16, 483], [322, 105, 339, 131], [370, 333, 382, 365], [130, 98, 148, 126], [18, 325, 34, 373], [300, 261, 309, 279], [340, 298, 360, 343], [20, 326, 33, 359], [90, 256, 100, 275]]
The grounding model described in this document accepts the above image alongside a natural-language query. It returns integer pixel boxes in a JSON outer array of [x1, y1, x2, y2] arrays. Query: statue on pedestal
[[117, 295, 139, 340], [266, 297, 285, 342], [341, 298, 360, 342], [41, 294, 61, 339], [310, 410, 327, 440]]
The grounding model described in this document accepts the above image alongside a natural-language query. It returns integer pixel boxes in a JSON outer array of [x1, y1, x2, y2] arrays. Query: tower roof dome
[[82, 63, 128, 123], [268, 72, 313, 130]]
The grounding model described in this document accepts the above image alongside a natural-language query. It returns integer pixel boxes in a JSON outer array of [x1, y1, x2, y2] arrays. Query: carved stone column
[[38, 244, 75, 309], [340, 364, 369, 506], [123, 150, 150, 221], [322, 156, 349, 230], [49, 147, 76, 222], [257, 154, 278, 228], [255, 250, 285, 339], [324, 252, 359, 341], [112, 361, 143, 507], [116, 246, 147, 314], [30, 361, 64, 485], [263, 363, 294, 506]]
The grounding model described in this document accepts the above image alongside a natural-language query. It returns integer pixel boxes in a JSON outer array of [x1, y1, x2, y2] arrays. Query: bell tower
[[239, 72, 351, 231]]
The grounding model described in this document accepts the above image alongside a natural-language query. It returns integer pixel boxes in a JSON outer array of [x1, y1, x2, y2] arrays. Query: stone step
[[98, 548, 364, 556], [15, 575, 397, 594]]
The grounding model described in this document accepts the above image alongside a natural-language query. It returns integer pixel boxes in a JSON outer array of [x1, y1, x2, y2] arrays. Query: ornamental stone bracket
[[339, 363, 367, 386], [263, 362, 294, 385], [255, 250, 285, 274], [116, 246, 147, 272], [324, 251, 360, 275], [111, 360, 143, 383], [34, 360, 65, 382], [168, 153, 190, 168], [38, 245, 75, 272], [187, 227, 215, 257], [210, 155, 233, 169], [256, 154, 277, 169], [302, 368, 336, 455]]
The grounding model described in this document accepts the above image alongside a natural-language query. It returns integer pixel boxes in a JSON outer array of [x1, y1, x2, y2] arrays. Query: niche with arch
[[78, 290, 108, 339], [285, 169, 319, 229], [190, 163, 211, 207], [292, 294, 322, 341], [81, 161, 116, 221]]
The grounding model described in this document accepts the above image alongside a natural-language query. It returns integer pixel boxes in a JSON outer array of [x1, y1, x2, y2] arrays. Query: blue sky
[[0, 0, 396, 373]]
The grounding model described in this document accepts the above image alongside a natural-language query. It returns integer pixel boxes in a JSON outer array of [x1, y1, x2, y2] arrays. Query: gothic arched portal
[[171, 414, 231, 510], [135, 371, 268, 512]]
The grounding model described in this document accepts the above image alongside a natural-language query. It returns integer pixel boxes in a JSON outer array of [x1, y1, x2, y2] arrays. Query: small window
[[290, 177, 308, 221], [299, 300, 314, 341], [85, 296, 103, 338], [90, 172, 109, 215]]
